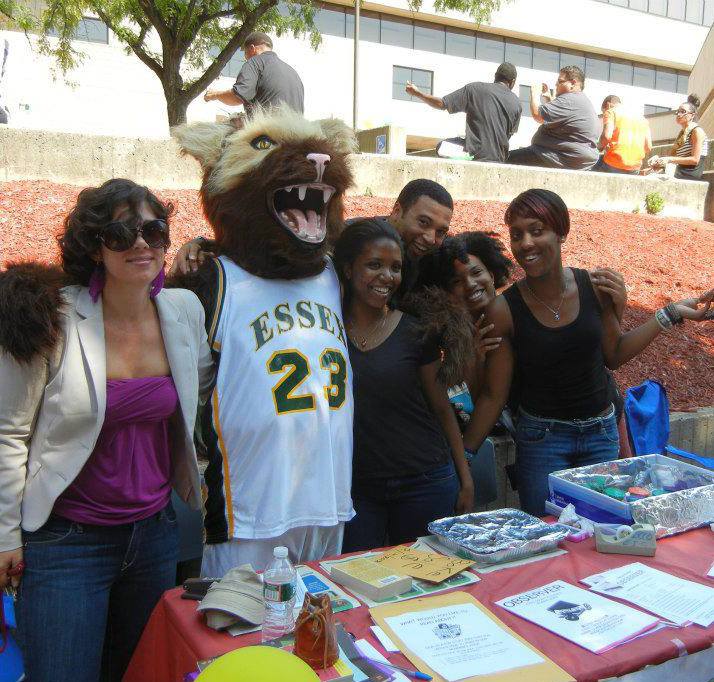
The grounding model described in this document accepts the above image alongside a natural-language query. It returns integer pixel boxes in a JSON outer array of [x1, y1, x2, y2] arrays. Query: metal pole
[[352, 0, 360, 131]]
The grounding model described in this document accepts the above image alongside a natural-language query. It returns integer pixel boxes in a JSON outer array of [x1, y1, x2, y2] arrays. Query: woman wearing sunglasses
[[647, 94, 709, 180], [0, 178, 213, 682]]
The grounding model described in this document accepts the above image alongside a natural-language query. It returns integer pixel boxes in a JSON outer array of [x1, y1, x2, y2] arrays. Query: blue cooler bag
[[0, 593, 24, 682]]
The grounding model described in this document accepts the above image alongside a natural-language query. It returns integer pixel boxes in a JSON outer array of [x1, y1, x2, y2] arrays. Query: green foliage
[[645, 191, 665, 215], [0, 1, 37, 32], [2, 0, 507, 125]]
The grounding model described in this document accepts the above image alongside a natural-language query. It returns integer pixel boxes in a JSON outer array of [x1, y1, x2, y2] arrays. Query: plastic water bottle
[[261, 546, 297, 641]]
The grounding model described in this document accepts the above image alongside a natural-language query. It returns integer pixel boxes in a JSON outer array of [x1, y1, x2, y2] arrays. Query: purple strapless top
[[54, 376, 179, 525]]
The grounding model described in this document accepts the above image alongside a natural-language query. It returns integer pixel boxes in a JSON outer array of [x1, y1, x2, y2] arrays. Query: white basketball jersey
[[210, 256, 354, 539]]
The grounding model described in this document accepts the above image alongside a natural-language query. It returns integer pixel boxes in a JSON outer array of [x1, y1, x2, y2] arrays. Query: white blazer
[[0, 285, 214, 552]]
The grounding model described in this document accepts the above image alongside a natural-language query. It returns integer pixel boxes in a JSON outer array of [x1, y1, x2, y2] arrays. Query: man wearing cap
[[405, 63, 521, 163], [204, 31, 304, 115]]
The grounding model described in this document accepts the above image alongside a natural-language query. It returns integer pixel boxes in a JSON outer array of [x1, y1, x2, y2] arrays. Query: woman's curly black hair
[[58, 178, 174, 286], [414, 231, 513, 293]]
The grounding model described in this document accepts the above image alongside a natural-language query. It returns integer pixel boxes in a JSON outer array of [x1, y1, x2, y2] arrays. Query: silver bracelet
[[654, 308, 673, 330]]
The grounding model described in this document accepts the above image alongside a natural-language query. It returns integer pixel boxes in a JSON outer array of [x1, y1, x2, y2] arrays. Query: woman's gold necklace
[[348, 309, 388, 348]]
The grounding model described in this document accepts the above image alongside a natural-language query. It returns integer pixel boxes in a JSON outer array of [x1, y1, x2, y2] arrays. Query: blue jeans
[[343, 462, 459, 552], [515, 407, 619, 517], [17, 505, 178, 682]]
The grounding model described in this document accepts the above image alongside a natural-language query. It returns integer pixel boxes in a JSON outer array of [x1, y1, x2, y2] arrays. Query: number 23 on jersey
[[267, 348, 347, 415]]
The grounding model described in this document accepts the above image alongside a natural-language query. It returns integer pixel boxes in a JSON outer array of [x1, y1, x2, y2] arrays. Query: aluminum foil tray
[[550, 454, 714, 538], [427, 509, 570, 566]]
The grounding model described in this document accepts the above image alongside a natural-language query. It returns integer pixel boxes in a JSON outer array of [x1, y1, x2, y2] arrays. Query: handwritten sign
[[374, 545, 473, 583]]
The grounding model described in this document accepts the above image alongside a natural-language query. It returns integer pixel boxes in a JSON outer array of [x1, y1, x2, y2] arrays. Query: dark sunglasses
[[99, 219, 171, 252]]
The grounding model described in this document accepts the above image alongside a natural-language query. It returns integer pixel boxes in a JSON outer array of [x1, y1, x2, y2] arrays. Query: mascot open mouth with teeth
[[172, 107, 357, 575]]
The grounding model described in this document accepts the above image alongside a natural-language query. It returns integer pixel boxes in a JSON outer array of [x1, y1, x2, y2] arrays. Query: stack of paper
[[370, 591, 574, 682], [496, 580, 660, 654], [581, 562, 714, 627]]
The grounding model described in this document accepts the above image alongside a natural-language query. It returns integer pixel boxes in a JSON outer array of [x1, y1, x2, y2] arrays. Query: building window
[[655, 66, 678, 92], [667, 0, 687, 18], [676, 72, 689, 94], [648, 0, 668, 15], [414, 21, 445, 53], [610, 59, 634, 85], [685, 0, 704, 21], [393, 66, 432, 101], [49, 16, 108, 43], [644, 104, 673, 115], [345, 10, 380, 43], [476, 34, 504, 63], [505, 39, 532, 68], [559, 50, 585, 72], [633, 64, 656, 89], [532, 45, 560, 73], [314, 5, 346, 37], [445, 27, 475, 58], [519, 84, 532, 117], [585, 55, 610, 81], [380, 15, 413, 48], [705, 0, 714, 25]]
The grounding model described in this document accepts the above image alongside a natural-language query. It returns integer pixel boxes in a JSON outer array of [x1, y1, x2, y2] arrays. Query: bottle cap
[[273, 546, 288, 559]]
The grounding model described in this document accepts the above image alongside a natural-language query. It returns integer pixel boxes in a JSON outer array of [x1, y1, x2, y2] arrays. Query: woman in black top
[[334, 219, 473, 552], [463, 189, 713, 516]]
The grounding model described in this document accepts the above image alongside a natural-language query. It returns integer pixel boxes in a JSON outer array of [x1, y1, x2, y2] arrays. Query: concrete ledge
[[1, 127, 708, 219], [350, 154, 708, 219]]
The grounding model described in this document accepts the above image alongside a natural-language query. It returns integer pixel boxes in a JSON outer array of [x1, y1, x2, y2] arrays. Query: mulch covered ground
[[1, 180, 712, 411]]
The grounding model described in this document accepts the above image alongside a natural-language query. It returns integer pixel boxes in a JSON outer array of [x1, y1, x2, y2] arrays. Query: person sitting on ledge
[[647, 94, 710, 181], [507, 66, 599, 171], [405, 62, 522, 164]]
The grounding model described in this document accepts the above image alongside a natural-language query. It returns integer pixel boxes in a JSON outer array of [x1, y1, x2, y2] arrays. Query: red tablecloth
[[124, 527, 714, 682]]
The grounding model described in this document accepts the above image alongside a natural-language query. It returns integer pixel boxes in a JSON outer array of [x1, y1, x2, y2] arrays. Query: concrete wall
[[1, 127, 708, 219]]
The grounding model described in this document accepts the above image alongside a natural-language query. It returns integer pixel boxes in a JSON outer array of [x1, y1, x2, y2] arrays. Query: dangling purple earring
[[150, 266, 165, 299], [89, 263, 105, 303]]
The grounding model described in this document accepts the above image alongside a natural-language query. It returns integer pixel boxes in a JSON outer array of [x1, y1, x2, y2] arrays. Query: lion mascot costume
[[171, 108, 357, 575]]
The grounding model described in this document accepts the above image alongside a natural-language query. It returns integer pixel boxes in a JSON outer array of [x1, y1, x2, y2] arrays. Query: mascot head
[[173, 107, 356, 279]]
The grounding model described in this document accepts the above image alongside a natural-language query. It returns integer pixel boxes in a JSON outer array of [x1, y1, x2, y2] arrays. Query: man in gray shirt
[[507, 65, 599, 170], [204, 32, 304, 115], [406, 63, 521, 163]]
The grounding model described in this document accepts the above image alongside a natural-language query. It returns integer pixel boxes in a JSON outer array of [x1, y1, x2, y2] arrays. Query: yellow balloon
[[197, 646, 320, 682]]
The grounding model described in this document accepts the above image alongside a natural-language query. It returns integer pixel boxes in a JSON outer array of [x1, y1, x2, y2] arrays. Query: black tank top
[[503, 268, 610, 420]]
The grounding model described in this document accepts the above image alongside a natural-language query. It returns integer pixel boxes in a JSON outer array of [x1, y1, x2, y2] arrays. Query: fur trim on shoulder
[[0, 262, 66, 363], [404, 287, 475, 386]]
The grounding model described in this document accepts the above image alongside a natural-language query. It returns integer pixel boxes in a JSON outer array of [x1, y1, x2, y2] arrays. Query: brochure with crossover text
[[495, 580, 660, 654]]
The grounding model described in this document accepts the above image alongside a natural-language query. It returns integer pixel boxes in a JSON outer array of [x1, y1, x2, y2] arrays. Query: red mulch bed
[[1, 181, 712, 411]]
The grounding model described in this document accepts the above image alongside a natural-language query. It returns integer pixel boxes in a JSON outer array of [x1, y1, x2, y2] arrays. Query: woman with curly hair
[[0, 178, 213, 682], [460, 189, 713, 516]]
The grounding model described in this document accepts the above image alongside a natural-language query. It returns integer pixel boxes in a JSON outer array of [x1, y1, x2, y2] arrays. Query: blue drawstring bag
[[0, 593, 24, 682], [624, 379, 714, 468]]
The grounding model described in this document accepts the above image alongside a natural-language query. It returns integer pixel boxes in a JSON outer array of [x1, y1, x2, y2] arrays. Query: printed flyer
[[384, 603, 544, 680], [496, 580, 660, 653]]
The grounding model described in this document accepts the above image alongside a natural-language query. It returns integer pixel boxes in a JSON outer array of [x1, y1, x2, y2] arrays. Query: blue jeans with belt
[[343, 462, 459, 552], [16, 504, 178, 682], [515, 406, 619, 517]]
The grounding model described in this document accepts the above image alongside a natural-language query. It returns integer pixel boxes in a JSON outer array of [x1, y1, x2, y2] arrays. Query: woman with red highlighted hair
[[462, 188, 713, 516]]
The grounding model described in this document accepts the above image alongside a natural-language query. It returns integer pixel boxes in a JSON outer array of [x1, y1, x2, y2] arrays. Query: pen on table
[[362, 656, 432, 680]]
